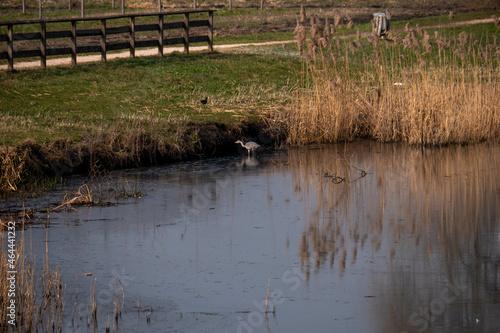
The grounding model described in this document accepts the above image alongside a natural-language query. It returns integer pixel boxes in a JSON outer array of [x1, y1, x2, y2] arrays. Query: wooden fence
[[0, 9, 215, 71]]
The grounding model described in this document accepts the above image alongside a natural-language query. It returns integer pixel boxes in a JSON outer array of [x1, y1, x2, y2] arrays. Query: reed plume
[[493, 15, 500, 29], [300, 5, 307, 24], [346, 15, 354, 29], [333, 9, 342, 28]]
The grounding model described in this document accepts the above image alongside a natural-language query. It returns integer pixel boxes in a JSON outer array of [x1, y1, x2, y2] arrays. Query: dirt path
[[0, 18, 495, 71], [423, 17, 495, 29]]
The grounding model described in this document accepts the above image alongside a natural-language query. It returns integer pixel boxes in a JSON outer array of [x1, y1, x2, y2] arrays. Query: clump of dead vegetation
[[290, 7, 500, 145], [50, 184, 93, 211]]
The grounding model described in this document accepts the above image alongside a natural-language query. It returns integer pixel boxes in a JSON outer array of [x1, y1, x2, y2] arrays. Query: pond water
[[7, 141, 500, 332]]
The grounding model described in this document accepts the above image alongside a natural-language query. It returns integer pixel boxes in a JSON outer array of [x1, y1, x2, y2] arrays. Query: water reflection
[[290, 142, 500, 331], [237, 155, 260, 169], [6, 142, 499, 332]]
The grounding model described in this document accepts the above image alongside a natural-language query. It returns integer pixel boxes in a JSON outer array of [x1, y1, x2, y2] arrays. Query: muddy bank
[[0, 120, 281, 196]]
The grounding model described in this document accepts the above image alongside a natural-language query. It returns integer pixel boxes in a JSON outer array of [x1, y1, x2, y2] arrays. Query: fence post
[[81, 0, 85, 17], [71, 20, 77, 66], [41, 22, 47, 69], [260, 0, 264, 10], [22, 0, 26, 13], [158, 0, 161, 12], [183, 13, 189, 54], [208, 11, 213, 52], [229, 0, 232, 10], [129, 16, 135, 58], [158, 15, 164, 56], [39, 0, 42, 19], [101, 19, 107, 62], [7, 24, 13, 71], [194, 0, 197, 9], [121, 0, 125, 15]]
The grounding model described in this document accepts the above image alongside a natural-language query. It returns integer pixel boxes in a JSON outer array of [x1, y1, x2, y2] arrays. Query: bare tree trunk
[[158, 0, 161, 12], [121, 0, 125, 14], [229, 0, 232, 10], [112, 0, 115, 9], [260, 0, 264, 10], [194, 0, 197, 9], [22, 0, 26, 13], [39, 0, 42, 19], [81, 0, 84, 17]]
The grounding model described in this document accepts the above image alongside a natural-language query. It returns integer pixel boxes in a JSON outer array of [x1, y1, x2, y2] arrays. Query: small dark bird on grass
[[200, 97, 208, 105]]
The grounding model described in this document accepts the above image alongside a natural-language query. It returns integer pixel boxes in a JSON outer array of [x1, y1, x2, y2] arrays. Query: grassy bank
[[1, 6, 500, 195], [0, 52, 297, 146], [288, 10, 500, 145], [0, 51, 298, 194]]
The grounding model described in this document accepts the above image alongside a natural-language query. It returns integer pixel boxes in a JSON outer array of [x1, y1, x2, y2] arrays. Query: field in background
[[1, 0, 499, 44], [3, 0, 497, 11]]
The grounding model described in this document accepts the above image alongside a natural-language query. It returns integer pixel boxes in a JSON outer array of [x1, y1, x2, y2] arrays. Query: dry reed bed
[[289, 8, 500, 145]]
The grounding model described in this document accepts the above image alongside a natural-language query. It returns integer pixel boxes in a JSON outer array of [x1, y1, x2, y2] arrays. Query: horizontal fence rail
[[0, 9, 215, 70]]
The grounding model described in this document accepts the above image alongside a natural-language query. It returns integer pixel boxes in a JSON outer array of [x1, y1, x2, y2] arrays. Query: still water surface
[[18, 142, 500, 332]]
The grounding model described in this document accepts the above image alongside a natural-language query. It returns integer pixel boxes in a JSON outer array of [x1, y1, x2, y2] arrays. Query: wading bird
[[235, 140, 260, 156]]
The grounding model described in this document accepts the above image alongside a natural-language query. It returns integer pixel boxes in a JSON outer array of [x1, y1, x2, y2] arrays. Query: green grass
[[424, 19, 500, 38], [0, 51, 300, 146], [390, 11, 500, 29]]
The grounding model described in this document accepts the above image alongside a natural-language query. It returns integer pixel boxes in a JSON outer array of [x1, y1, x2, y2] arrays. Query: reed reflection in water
[[289, 142, 500, 331]]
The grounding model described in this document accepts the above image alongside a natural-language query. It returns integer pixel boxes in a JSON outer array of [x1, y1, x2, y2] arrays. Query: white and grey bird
[[235, 140, 260, 155]]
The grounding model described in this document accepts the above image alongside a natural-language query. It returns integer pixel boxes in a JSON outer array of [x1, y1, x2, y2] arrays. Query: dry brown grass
[[289, 17, 500, 146], [0, 146, 27, 192]]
